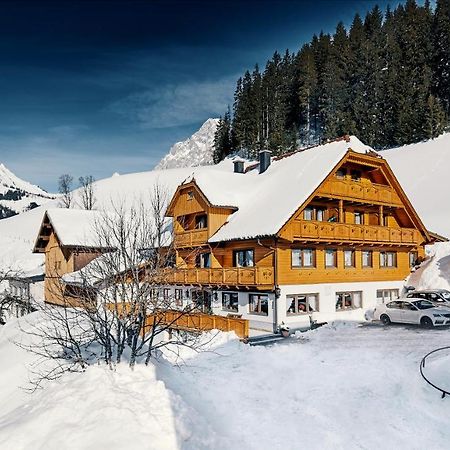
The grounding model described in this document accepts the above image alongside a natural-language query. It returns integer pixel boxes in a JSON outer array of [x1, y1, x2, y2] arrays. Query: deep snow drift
[[1, 313, 450, 450]]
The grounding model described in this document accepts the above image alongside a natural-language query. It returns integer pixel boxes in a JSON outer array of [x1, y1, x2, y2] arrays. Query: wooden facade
[[164, 150, 429, 293], [33, 147, 432, 332], [33, 212, 103, 306]]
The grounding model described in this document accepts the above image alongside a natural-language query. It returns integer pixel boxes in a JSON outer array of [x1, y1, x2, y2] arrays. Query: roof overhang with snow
[[32, 209, 112, 253]]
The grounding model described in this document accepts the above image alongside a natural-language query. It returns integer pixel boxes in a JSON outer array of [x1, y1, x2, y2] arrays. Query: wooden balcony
[[318, 178, 402, 206], [163, 266, 274, 289], [289, 220, 421, 246], [144, 310, 249, 339], [174, 229, 208, 248]]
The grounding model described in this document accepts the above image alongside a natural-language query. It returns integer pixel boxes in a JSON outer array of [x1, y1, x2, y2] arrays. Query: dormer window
[[195, 214, 207, 229]]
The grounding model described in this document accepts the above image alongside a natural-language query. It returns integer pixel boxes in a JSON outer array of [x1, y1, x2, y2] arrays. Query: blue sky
[[0, 0, 398, 192]]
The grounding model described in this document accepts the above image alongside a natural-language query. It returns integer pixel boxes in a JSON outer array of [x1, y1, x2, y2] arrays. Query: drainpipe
[[257, 237, 279, 334]]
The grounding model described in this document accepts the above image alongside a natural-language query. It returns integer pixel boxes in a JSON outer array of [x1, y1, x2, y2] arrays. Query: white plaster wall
[[277, 280, 404, 329]]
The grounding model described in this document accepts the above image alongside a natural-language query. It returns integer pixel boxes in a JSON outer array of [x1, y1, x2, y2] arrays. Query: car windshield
[[440, 291, 450, 300], [411, 300, 434, 310]]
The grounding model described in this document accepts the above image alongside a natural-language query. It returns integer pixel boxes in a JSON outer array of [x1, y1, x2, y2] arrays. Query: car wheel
[[380, 314, 391, 325], [420, 316, 434, 328]]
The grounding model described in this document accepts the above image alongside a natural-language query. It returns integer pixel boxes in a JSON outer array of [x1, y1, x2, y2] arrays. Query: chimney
[[259, 150, 271, 174], [233, 159, 245, 174]]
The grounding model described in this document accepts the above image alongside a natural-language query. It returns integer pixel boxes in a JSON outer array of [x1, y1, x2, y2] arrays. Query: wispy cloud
[[110, 76, 235, 129]]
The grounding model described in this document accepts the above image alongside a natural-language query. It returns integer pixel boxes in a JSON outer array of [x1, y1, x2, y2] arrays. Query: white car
[[374, 299, 450, 328]]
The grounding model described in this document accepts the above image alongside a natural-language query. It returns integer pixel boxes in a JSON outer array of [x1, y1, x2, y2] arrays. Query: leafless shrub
[[21, 183, 216, 387], [78, 175, 96, 210], [58, 174, 73, 208]]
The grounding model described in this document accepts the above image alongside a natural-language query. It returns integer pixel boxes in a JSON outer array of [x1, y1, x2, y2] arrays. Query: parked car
[[405, 289, 450, 308], [374, 299, 450, 327]]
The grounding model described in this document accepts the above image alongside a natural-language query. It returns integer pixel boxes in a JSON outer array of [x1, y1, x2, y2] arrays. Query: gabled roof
[[33, 208, 105, 253], [200, 136, 373, 242]]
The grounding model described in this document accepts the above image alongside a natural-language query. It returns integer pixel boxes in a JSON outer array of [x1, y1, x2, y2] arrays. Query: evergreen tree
[[296, 44, 318, 145], [213, 109, 232, 163], [213, 0, 450, 163], [433, 0, 450, 115]]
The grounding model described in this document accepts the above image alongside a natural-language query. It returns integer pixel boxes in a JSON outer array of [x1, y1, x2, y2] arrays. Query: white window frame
[[222, 292, 239, 312], [380, 251, 397, 268], [362, 250, 373, 268], [354, 211, 364, 225], [249, 294, 269, 316], [175, 289, 183, 307], [303, 207, 313, 220], [344, 249, 355, 268], [376, 289, 399, 304], [286, 294, 319, 315], [335, 291, 363, 310], [234, 249, 254, 268], [291, 248, 315, 268], [325, 249, 337, 268]]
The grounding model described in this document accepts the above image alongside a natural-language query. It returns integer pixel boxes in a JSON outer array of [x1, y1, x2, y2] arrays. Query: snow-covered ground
[[1, 312, 450, 450]]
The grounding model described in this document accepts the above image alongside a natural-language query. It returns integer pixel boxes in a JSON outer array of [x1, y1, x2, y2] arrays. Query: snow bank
[[0, 312, 217, 450], [407, 241, 450, 291], [2, 313, 450, 449]]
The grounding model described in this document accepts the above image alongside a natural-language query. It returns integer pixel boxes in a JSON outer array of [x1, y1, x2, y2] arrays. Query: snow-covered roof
[[39, 208, 104, 249], [188, 136, 371, 242]]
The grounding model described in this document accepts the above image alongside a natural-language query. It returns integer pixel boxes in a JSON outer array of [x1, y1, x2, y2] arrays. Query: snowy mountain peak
[[155, 118, 219, 170], [0, 163, 55, 219]]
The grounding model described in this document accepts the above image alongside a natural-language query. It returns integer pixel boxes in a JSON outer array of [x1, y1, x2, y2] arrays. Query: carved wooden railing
[[174, 229, 209, 247], [164, 266, 274, 288], [318, 178, 402, 206], [289, 220, 420, 245]]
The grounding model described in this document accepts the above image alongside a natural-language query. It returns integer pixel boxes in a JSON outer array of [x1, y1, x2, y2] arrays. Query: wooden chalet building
[[33, 209, 109, 306], [33, 136, 432, 335], [160, 136, 431, 332]]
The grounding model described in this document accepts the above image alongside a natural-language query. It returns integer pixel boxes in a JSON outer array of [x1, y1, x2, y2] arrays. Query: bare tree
[[78, 175, 96, 210], [21, 184, 214, 386], [58, 174, 73, 208]]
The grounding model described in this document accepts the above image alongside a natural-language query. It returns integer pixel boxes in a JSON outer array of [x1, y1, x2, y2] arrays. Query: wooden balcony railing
[[144, 310, 249, 339], [289, 220, 420, 245], [163, 266, 274, 288], [174, 229, 209, 247], [318, 178, 402, 206]]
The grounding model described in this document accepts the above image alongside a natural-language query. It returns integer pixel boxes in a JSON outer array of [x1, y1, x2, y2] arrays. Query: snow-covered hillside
[[155, 118, 219, 170], [381, 133, 450, 238], [0, 163, 55, 219]]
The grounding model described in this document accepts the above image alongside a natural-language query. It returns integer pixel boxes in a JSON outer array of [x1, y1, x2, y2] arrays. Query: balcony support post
[[379, 205, 384, 226], [339, 199, 344, 223]]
